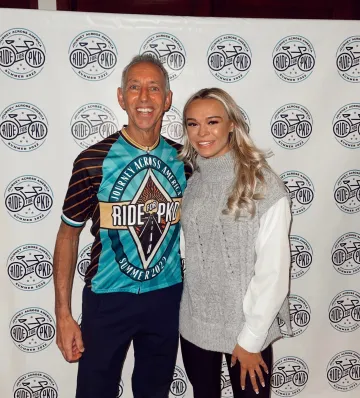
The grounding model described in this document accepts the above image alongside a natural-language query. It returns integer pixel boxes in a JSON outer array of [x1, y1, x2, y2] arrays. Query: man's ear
[[117, 87, 126, 110], [164, 90, 173, 112]]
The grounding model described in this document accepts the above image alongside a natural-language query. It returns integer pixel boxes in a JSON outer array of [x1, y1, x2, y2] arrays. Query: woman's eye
[[208, 120, 218, 125], [187, 122, 197, 127]]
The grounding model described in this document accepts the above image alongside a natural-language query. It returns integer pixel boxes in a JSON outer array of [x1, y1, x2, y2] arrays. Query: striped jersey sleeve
[[61, 154, 96, 228]]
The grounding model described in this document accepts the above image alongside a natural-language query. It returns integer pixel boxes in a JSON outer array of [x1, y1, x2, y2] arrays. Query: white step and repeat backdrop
[[0, 7, 360, 398]]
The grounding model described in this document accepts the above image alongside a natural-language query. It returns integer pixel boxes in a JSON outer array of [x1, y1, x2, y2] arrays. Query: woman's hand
[[231, 344, 268, 394]]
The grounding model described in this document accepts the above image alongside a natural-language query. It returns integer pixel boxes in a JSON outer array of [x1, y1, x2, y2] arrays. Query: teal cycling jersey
[[61, 128, 190, 293]]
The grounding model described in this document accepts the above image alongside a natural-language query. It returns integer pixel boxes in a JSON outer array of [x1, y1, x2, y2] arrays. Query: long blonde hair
[[179, 87, 271, 218]]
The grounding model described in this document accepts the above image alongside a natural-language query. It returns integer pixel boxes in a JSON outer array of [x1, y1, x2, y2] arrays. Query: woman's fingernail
[[261, 382, 265, 387], [241, 386, 245, 391], [230, 362, 235, 368], [255, 390, 259, 395], [266, 370, 269, 374]]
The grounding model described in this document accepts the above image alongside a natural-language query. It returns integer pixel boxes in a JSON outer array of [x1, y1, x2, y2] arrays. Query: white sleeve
[[237, 196, 291, 353]]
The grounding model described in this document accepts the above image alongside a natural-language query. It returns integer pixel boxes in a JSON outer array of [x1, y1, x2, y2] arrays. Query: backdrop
[[1, 7, 360, 398]]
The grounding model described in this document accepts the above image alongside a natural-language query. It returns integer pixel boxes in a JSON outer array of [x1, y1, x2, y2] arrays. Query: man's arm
[[53, 221, 84, 362]]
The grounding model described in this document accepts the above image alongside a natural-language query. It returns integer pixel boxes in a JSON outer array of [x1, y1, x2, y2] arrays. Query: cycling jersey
[[61, 128, 190, 294]]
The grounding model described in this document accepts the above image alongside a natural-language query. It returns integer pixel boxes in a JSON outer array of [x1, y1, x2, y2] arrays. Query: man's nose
[[139, 86, 149, 102]]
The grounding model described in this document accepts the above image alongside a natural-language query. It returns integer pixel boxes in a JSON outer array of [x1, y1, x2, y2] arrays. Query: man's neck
[[125, 125, 160, 148]]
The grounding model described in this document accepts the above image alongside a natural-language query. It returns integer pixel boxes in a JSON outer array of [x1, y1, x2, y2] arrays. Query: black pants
[[180, 336, 272, 398], [76, 283, 182, 398]]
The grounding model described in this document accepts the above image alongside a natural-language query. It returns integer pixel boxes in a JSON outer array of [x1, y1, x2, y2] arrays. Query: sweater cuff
[[237, 324, 268, 353]]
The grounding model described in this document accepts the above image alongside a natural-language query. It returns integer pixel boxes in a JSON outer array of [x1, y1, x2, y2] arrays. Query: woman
[[179, 88, 292, 398]]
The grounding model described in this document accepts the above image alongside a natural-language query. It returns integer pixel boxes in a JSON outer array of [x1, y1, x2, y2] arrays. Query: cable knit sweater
[[179, 151, 292, 354]]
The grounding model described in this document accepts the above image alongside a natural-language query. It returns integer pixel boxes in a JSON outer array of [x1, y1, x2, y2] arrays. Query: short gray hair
[[121, 54, 170, 92]]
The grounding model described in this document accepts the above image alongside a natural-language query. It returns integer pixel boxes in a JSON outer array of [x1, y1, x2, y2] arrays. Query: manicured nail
[[255, 390, 259, 395], [241, 386, 245, 391], [261, 382, 265, 387], [265, 370, 269, 374], [230, 362, 235, 368]]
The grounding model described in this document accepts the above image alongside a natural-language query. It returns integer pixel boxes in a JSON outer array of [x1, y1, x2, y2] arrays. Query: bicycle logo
[[333, 170, 360, 214], [336, 36, 360, 83], [13, 372, 58, 398], [10, 308, 55, 352], [77, 243, 92, 280], [0, 103, 48, 152], [161, 106, 183, 142], [290, 236, 313, 279], [327, 351, 360, 391], [69, 31, 117, 81], [271, 357, 309, 396], [207, 35, 252, 83], [0, 28, 46, 79], [170, 366, 188, 398], [331, 232, 360, 275], [280, 171, 314, 215], [7, 244, 53, 291], [221, 360, 233, 397], [329, 291, 360, 332], [279, 295, 310, 337], [140, 33, 186, 81], [71, 103, 119, 149], [273, 36, 315, 83], [271, 104, 312, 149], [333, 104, 360, 149], [117, 380, 124, 398], [4, 176, 53, 223]]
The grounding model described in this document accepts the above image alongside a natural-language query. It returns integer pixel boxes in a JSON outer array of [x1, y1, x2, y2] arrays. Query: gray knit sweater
[[179, 151, 291, 354]]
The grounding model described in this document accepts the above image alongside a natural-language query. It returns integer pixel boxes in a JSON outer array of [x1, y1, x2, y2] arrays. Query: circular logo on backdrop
[[333, 103, 360, 149], [77, 243, 92, 280], [273, 36, 315, 83], [140, 33, 186, 81], [4, 175, 53, 223], [207, 34, 252, 83], [161, 106, 183, 143], [69, 31, 117, 81], [329, 291, 360, 332], [270, 104, 313, 149], [0, 28, 46, 79], [279, 295, 311, 337], [70, 103, 119, 149], [271, 357, 309, 396], [13, 371, 58, 398], [7, 244, 53, 291], [336, 36, 360, 83], [221, 360, 233, 397], [332, 232, 360, 275], [170, 365, 188, 397], [290, 235, 313, 279], [280, 171, 315, 215], [10, 307, 55, 352], [334, 170, 360, 214], [0, 102, 48, 152], [327, 350, 360, 391]]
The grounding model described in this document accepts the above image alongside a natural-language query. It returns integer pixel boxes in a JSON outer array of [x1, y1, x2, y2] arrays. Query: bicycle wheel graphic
[[72, 120, 90, 140], [142, 50, 158, 59], [25, 48, 45, 68], [41, 387, 58, 397], [293, 310, 310, 327], [11, 324, 28, 343], [35, 261, 53, 279], [298, 54, 315, 72], [233, 52, 251, 71], [33, 193, 53, 211], [350, 364, 360, 380], [293, 370, 308, 386], [0, 46, 16, 67], [0, 120, 19, 140], [337, 53, 352, 72], [208, 52, 226, 71], [296, 120, 312, 138], [5, 193, 25, 212], [296, 187, 313, 205], [167, 51, 185, 71], [329, 306, 344, 323], [97, 49, 117, 69], [271, 120, 288, 139], [28, 121, 48, 140], [296, 251, 312, 268], [327, 366, 342, 383], [270, 372, 285, 388], [69, 49, 89, 69], [354, 249, 360, 265], [333, 120, 351, 138], [13, 388, 31, 398], [332, 248, 346, 266], [7, 262, 26, 281], [77, 259, 90, 277], [351, 306, 360, 322], [100, 121, 118, 138], [334, 186, 349, 204], [273, 52, 290, 71], [36, 322, 55, 341]]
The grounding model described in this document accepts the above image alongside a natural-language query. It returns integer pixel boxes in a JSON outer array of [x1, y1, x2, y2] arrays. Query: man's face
[[117, 62, 172, 134]]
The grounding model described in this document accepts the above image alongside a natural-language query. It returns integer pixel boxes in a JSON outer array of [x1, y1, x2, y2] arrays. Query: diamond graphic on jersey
[[129, 169, 176, 269]]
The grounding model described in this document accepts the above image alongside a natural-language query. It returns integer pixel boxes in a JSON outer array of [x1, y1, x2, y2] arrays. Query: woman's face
[[185, 98, 234, 158]]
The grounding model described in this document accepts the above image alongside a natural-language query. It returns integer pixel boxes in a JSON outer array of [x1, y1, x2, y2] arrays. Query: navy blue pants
[[76, 283, 183, 398]]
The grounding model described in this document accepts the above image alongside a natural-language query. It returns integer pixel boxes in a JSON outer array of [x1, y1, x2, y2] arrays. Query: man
[[53, 54, 190, 398]]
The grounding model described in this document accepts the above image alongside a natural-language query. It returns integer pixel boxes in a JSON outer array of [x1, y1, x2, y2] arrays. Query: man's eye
[[150, 86, 160, 91], [129, 85, 139, 90]]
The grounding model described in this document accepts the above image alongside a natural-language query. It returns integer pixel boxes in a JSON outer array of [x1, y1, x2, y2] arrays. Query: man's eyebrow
[[126, 79, 161, 84]]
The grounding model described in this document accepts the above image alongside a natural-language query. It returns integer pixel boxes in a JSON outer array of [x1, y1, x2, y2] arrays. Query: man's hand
[[231, 344, 268, 394], [56, 314, 84, 362]]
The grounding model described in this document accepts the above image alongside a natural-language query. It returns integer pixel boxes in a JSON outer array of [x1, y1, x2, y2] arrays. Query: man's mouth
[[136, 107, 154, 114]]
